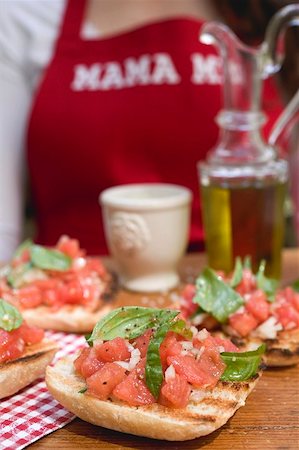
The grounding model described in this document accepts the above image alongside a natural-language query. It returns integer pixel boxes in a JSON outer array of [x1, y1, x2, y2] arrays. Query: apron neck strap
[[59, 0, 87, 40]]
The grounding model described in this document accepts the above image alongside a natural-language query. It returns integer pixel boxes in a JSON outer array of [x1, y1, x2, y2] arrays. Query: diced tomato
[[86, 363, 127, 400], [291, 292, 299, 313], [17, 286, 42, 308], [42, 288, 60, 307], [235, 269, 256, 295], [133, 329, 152, 358], [0, 330, 25, 363], [159, 332, 183, 370], [74, 348, 90, 374], [112, 359, 155, 406], [197, 339, 226, 387], [245, 290, 270, 323], [79, 281, 99, 307], [33, 279, 58, 290], [77, 348, 104, 378], [85, 258, 107, 278], [180, 284, 197, 319], [274, 303, 299, 330], [95, 337, 130, 363], [3, 236, 108, 311], [56, 236, 83, 259], [229, 311, 258, 337], [17, 323, 44, 344], [59, 279, 84, 304], [212, 336, 239, 353], [159, 373, 191, 408], [277, 287, 299, 313], [167, 354, 215, 388], [0, 329, 10, 349]]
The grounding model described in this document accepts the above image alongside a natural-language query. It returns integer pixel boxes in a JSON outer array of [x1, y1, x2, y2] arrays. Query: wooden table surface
[[31, 249, 299, 450]]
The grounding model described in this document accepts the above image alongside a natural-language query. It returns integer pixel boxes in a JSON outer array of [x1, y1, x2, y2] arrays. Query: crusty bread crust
[[231, 328, 299, 367], [46, 355, 260, 441], [22, 304, 113, 333], [0, 340, 58, 399]]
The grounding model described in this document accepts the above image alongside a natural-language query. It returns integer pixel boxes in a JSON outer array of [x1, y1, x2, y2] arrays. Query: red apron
[[27, 0, 222, 255]]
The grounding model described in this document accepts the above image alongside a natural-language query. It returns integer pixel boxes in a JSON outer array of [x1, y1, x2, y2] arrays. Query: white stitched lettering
[[124, 55, 152, 86], [101, 62, 125, 90], [71, 64, 102, 90], [191, 54, 222, 84], [151, 53, 181, 85]]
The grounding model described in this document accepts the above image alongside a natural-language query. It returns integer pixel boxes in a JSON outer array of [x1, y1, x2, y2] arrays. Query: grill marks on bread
[[46, 355, 260, 441]]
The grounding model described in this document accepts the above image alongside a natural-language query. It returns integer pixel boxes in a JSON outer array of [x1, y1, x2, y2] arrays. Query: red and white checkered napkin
[[0, 331, 86, 450]]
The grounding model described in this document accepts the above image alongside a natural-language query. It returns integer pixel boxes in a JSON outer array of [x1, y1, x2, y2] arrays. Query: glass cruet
[[198, 4, 299, 278]]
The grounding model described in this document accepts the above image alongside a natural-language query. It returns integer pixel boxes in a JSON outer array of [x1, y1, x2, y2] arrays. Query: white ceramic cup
[[100, 183, 192, 292]]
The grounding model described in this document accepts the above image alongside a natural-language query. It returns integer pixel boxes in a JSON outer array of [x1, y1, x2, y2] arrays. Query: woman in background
[[0, 0, 294, 260]]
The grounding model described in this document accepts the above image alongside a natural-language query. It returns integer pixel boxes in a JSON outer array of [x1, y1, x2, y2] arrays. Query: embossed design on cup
[[110, 212, 150, 256]]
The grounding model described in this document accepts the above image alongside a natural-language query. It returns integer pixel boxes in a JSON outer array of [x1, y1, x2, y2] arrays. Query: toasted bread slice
[[22, 303, 113, 333], [18, 271, 118, 333], [46, 355, 260, 441], [0, 340, 58, 399], [231, 328, 299, 367]]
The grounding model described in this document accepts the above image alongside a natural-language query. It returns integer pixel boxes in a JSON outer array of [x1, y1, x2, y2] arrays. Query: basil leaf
[[146, 318, 193, 398], [230, 257, 243, 288], [30, 245, 71, 271], [243, 255, 252, 270], [220, 344, 266, 381], [292, 279, 299, 293], [0, 299, 23, 331], [194, 268, 244, 323], [170, 319, 193, 339], [13, 239, 33, 259], [145, 322, 170, 398], [256, 260, 278, 302], [7, 262, 33, 288], [88, 307, 179, 343]]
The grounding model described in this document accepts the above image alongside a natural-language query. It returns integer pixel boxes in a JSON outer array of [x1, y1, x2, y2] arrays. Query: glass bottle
[[198, 5, 299, 278]]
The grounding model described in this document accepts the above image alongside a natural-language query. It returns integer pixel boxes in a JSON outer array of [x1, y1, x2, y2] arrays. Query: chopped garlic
[[196, 329, 209, 341], [165, 364, 176, 382], [115, 361, 130, 370], [190, 326, 198, 338], [253, 316, 283, 340], [192, 346, 205, 360], [192, 313, 209, 326], [128, 348, 141, 371], [181, 341, 193, 351], [72, 257, 86, 270]]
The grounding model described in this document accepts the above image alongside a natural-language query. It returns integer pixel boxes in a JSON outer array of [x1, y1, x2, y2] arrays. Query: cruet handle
[[261, 4, 299, 146]]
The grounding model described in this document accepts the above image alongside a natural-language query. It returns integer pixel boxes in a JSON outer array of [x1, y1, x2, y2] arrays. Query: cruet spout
[[199, 22, 261, 112], [261, 4, 299, 147], [262, 4, 299, 77], [199, 4, 299, 162]]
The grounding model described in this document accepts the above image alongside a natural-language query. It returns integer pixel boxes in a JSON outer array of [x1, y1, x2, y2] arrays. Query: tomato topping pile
[[181, 270, 299, 338], [74, 329, 238, 408], [0, 322, 44, 364], [0, 236, 109, 311]]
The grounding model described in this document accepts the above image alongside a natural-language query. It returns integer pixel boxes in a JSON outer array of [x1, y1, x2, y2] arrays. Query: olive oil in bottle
[[200, 179, 287, 278]]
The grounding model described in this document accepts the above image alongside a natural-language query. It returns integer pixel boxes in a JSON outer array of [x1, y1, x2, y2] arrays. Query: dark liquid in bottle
[[201, 180, 286, 278]]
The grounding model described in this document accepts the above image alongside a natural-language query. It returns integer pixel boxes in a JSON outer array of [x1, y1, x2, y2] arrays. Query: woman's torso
[[27, 0, 223, 254]]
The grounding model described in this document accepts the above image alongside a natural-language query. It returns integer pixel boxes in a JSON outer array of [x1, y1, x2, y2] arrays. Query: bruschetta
[[0, 299, 57, 399], [46, 306, 264, 441], [178, 258, 299, 367], [0, 236, 115, 333]]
